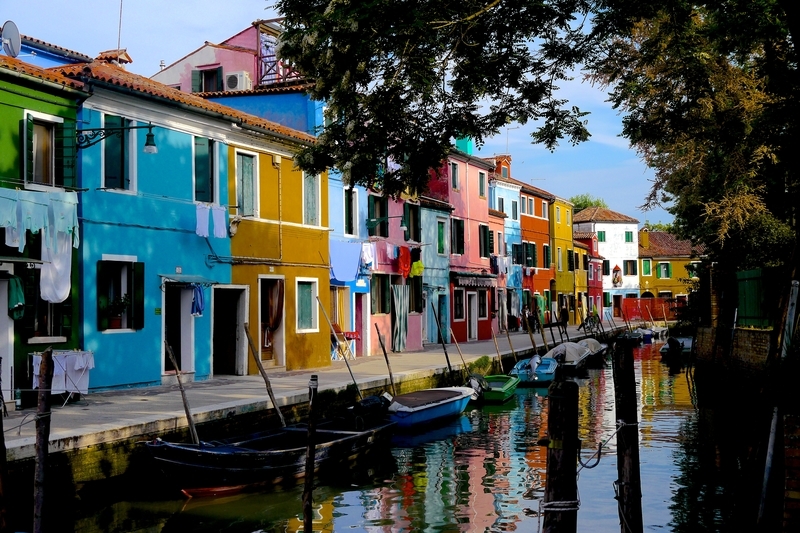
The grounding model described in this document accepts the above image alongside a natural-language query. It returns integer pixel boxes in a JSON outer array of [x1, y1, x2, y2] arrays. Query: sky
[[1, 0, 672, 225]]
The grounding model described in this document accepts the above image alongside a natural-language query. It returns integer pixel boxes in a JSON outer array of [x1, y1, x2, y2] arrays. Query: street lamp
[[76, 122, 158, 154], [366, 215, 407, 232]]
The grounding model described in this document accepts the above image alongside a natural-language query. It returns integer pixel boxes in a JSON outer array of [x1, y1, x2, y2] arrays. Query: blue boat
[[385, 387, 474, 429], [510, 355, 558, 387]]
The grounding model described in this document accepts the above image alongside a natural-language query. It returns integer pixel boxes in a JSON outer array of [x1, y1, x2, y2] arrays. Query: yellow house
[[638, 229, 704, 304], [549, 197, 575, 323], [226, 137, 331, 372]]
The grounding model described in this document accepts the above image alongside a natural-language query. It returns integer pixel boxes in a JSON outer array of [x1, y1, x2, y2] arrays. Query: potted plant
[[108, 294, 131, 328]]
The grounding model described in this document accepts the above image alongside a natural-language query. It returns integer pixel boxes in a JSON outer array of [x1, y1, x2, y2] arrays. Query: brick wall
[[695, 326, 772, 371]]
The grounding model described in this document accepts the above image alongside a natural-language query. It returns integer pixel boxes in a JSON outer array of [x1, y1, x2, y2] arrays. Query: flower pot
[[109, 316, 122, 329]]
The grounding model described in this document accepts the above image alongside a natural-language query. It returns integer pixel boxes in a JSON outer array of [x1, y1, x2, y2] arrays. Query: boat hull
[[510, 358, 557, 387], [388, 387, 473, 429], [480, 375, 521, 403]]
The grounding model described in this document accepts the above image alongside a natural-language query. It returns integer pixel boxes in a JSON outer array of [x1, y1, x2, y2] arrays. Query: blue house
[[489, 160, 524, 326], [419, 196, 452, 344]]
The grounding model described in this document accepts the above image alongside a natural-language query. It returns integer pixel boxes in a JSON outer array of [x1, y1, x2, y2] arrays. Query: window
[[542, 201, 548, 219], [625, 231, 634, 243], [603, 260, 610, 276], [450, 218, 465, 255], [642, 259, 652, 276], [656, 262, 672, 279], [24, 111, 76, 189], [409, 277, 424, 313], [582, 254, 589, 270], [543, 244, 551, 267], [511, 201, 518, 220], [479, 224, 493, 258], [623, 260, 638, 276], [512, 243, 523, 265], [344, 187, 357, 236], [453, 289, 465, 320], [437, 219, 446, 254], [450, 162, 459, 189], [478, 290, 487, 318], [303, 173, 320, 226], [528, 198, 534, 216], [597, 231, 606, 242], [194, 137, 215, 203], [497, 197, 505, 213], [557, 247, 563, 271], [367, 195, 389, 237], [604, 292, 612, 307], [501, 166, 508, 178], [567, 250, 574, 271], [370, 274, 391, 314], [479, 172, 486, 197], [520, 196, 527, 214], [296, 278, 318, 331], [236, 151, 257, 217], [103, 114, 133, 190], [498, 232, 504, 255], [191, 67, 224, 92], [97, 258, 145, 332], [524, 242, 537, 267], [589, 264, 594, 280], [403, 203, 421, 242]]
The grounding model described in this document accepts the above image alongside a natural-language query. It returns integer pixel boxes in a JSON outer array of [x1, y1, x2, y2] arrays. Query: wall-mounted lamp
[[366, 215, 406, 232], [76, 122, 158, 154]]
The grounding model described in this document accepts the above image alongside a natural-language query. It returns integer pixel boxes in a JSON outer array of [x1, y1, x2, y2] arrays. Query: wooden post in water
[[375, 324, 396, 396], [611, 339, 644, 533], [504, 324, 518, 362], [430, 300, 454, 379], [448, 328, 469, 379], [542, 379, 579, 533], [33, 347, 54, 533], [244, 323, 287, 427], [302, 374, 318, 533]]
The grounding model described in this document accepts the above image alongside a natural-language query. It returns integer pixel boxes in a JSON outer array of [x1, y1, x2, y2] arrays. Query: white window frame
[[343, 186, 358, 237], [528, 197, 534, 216], [520, 195, 527, 214], [556, 206, 561, 223], [658, 262, 671, 279], [542, 200, 549, 219], [497, 197, 505, 213], [453, 288, 465, 322], [295, 277, 319, 333], [450, 162, 459, 190], [478, 171, 486, 198], [566, 209, 571, 226], [23, 109, 64, 191], [557, 246, 563, 271], [437, 218, 447, 255], [193, 136, 218, 204], [235, 149, 259, 218], [101, 112, 138, 193], [302, 172, 321, 226]]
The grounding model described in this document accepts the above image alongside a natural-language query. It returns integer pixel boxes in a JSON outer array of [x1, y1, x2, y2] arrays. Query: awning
[[453, 272, 497, 288], [159, 274, 220, 286]]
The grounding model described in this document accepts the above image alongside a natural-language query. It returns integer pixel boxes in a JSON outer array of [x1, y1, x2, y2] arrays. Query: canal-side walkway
[[3, 322, 616, 465]]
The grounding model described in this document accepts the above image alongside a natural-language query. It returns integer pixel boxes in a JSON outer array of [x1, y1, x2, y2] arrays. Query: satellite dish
[[2, 20, 21, 58]]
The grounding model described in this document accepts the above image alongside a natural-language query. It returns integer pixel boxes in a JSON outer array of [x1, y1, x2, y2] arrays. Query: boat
[[466, 373, 520, 403], [544, 342, 591, 374], [146, 418, 396, 497], [617, 328, 644, 345], [510, 355, 558, 387], [578, 337, 609, 368], [660, 336, 694, 361], [384, 387, 474, 429]]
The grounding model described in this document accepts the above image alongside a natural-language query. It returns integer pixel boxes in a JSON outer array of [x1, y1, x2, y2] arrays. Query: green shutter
[[367, 196, 376, 237], [132, 262, 145, 329], [533, 244, 538, 267], [97, 261, 110, 331], [404, 203, 410, 241], [25, 114, 34, 183], [655, 263, 661, 279], [370, 281, 378, 314], [458, 220, 465, 254], [216, 66, 224, 92], [55, 120, 77, 188], [667, 263, 672, 279], [488, 230, 494, 255], [191, 70, 202, 92]]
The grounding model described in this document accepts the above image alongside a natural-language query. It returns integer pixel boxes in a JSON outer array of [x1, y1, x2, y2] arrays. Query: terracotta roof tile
[[21, 35, 94, 62], [639, 231, 706, 258], [573, 231, 595, 240], [0, 55, 85, 91], [49, 61, 315, 144], [198, 82, 313, 98], [573, 207, 639, 224], [488, 208, 507, 218]]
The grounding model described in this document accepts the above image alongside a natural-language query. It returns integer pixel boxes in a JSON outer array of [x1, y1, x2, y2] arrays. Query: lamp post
[[76, 123, 158, 153], [365, 215, 407, 233]]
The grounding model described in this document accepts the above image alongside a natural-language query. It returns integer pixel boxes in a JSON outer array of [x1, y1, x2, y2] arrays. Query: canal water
[[47, 341, 773, 532]]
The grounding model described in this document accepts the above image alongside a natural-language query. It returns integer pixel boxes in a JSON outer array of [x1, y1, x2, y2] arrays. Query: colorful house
[[0, 56, 88, 403], [549, 197, 576, 323], [488, 156, 523, 329], [420, 195, 453, 344], [518, 181, 555, 323], [638, 228, 704, 303], [574, 231, 604, 317], [447, 150, 496, 342], [573, 207, 640, 319], [488, 207, 507, 333]]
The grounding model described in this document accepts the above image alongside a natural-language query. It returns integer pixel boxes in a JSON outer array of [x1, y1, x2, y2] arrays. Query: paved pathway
[[3, 321, 618, 461]]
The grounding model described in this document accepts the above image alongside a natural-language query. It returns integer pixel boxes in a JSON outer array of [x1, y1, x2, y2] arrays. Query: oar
[[491, 330, 503, 373], [244, 324, 286, 427], [164, 341, 199, 444], [449, 328, 469, 380], [374, 324, 397, 396], [316, 297, 362, 400]]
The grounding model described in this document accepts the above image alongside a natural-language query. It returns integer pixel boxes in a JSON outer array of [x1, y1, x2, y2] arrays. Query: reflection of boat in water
[[391, 414, 472, 448]]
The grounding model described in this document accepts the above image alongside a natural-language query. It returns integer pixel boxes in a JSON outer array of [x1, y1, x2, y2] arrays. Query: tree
[[569, 193, 608, 212], [642, 220, 674, 233], [276, 0, 594, 196]]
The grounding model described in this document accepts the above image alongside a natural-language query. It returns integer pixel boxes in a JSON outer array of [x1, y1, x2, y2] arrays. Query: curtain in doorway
[[497, 289, 507, 332], [392, 285, 409, 352], [262, 280, 284, 348]]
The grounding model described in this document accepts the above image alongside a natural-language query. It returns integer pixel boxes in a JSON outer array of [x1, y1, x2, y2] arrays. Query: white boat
[[543, 342, 591, 374], [577, 337, 609, 368]]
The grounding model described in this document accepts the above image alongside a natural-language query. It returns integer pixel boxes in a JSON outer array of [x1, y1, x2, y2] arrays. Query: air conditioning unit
[[225, 71, 252, 91]]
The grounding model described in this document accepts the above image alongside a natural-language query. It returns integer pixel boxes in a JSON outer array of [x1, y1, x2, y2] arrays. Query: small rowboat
[[385, 387, 474, 429], [510, 355, 558, 387], [467, 374, 521, 403]]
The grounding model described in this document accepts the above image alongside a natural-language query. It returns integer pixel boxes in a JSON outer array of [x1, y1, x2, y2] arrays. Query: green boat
[[467, 374, 521, 404]]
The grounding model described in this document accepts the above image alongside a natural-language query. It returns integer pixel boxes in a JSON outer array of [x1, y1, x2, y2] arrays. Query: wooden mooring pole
[[611, 339, 644, 533], [542, 379, 579, 533], [244, 323, 287, 427], [33, 347, 54, 533], [302, 374, 318, 533]]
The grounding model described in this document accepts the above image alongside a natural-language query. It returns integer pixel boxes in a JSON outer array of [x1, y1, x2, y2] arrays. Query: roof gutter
[[0, 68, 87, 99]]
